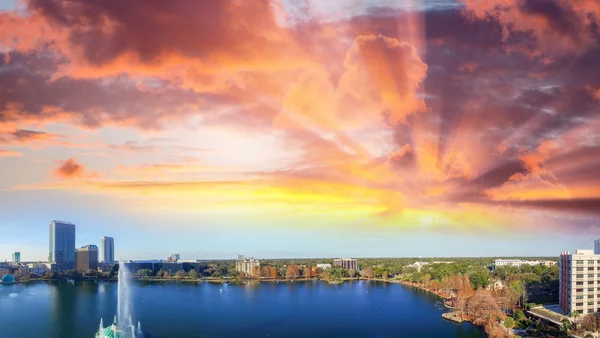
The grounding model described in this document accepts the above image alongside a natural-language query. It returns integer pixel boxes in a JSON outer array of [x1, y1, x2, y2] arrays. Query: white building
[[316, 264, 331, 270], [235, 255, 260, 276], [23, 263, 51, 276], [559, 247, 600, 315], [493, 259, 556, 269], [101, 236, 114, 263]]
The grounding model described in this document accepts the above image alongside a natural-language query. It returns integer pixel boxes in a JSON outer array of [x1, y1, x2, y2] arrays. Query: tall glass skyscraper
[[48, 220, 76, 271], [101, 236, 114, 263]]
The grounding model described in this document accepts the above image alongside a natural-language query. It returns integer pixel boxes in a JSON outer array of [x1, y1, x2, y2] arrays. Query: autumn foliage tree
[[286, 265, 300, 279], [466, 289, 504, 328]]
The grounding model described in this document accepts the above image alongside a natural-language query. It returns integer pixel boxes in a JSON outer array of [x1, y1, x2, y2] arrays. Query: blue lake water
[[0, 280, 485, 337]]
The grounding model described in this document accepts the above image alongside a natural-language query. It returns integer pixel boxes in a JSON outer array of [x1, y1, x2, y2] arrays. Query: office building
[[101, 236, 114, 263], [75, 245, 99, 271], [167, 254, 180, 262], [12, 252, 20, 264], [49, 220, 76, 271], [559, 245, 600, 315], [333, 258, 357, 270], [236, 255, 260, 276], [595, 239, 600, 255]]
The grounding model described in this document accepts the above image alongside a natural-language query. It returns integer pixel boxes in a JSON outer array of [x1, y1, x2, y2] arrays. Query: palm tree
[[571, 311, 580, 323]]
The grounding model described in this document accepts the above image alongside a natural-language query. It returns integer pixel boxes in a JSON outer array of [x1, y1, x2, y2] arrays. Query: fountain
[[95, 261, 142, 338]]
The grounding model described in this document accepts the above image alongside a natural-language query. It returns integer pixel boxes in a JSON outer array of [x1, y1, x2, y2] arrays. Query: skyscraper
[[101, 236, 114, 263], [48, 220, 76, 271], [594, 239, 600, 254], [75, 245, 98, 271], [12, 252, 20, 264]]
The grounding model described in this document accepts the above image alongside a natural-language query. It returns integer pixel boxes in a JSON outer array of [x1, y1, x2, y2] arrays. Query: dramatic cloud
[[1, 0, 599, 236]]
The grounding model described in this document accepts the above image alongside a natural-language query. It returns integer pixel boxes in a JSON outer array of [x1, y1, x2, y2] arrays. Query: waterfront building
[[559, 245, 600, 315], [595, 239, 600, 255], [236, 255, 260, 276], [1, 274, 15, 283], [49, 220, 76, 271], [75, 245, 99, 271], [333, 258, 357, 270], [12, 252, 20, 264], [101, 236, 115, 263], [24, 263, 51, 276], [317, 263, 331, 270], [492, 259, 556, 269], [167, 254, 180, 262]]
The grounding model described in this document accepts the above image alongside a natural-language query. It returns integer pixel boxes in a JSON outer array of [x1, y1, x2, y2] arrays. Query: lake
[[0, 280, 485, 338]]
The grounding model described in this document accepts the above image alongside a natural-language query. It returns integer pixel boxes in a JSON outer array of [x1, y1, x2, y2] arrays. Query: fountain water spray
[[117, 261, 132, 328]]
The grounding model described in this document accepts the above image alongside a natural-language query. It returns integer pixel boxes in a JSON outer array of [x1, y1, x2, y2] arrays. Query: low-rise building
[[317, 264, 331, 270], [493, 259, 557, 269]]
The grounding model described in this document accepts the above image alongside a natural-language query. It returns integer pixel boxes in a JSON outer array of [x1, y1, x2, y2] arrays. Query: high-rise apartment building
[[333, 258, 357, 270], [75, 245, 99, 271], [49, 220, 76, 271], [101, 236, 114, 263], [559, 246, 600, 315], [235, 255, 260, 276], [12, 252, 20, 264]]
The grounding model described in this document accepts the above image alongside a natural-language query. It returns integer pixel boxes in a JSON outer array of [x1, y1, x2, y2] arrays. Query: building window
[[590, 295, 595, 298], [589, 302, 595, 305], [590, 288, 595, 292], [577, 303, 584, 306], [590, 309, 596, 313], [590, 281, 596, 285], [577, 274, 584, 278], [590, 260, 596, 264], [577, 282, 584, 285], [577, 289, 584, 292], [590, 274, 595, 278], [577, 261, 584, 264], [590, 267, 596, 271], [577, 295, 584, 299], [578, 267, 585, 271]]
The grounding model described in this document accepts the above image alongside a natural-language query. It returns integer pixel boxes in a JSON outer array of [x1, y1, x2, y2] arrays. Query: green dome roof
[[95, 324, 135, 338], [1, 274, 15, 283]]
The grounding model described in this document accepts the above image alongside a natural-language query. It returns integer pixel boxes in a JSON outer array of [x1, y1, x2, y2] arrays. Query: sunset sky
[[1, 0, 599, 261]]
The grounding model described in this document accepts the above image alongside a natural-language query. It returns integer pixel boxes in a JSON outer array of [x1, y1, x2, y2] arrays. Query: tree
[[585, 334, 594, 338], [270, 267, 278, 279], [175, 270, 186, 279], [286, 265, 300, 279], [469, 271, 490, 290], [466, 289, 504, 326], [572, 310, 580, 323], [188, 269, 199, 279], [157, 269, 166, 278], [561, 318, 572, 332], [514, 309, 526, 322], [135, 269, 153, 278], [361, 267, 374, 279], [504, 317, 515, 334]]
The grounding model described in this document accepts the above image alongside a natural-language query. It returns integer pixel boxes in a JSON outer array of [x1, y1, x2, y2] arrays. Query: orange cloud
[[53, 158, 95, 179], [0, 149, 22, 157]]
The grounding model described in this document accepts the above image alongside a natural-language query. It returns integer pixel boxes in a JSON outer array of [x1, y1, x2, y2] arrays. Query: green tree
[[469, 271, 489, 290], [136, 269, 153, 278], [561, 318, 572, 332], [572, 311, 580, 323], [514, 309, 526, 322], [188, 269, 199, 279], [504, 317, 516, 334], [157, 269, 166, 278]]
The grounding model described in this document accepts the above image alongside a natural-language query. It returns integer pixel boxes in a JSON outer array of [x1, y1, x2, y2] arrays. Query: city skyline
[[1, 0, 600, 260]]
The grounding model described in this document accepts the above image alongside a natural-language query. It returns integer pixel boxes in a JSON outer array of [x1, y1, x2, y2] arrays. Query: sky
[[0, 0, 599, 261]]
